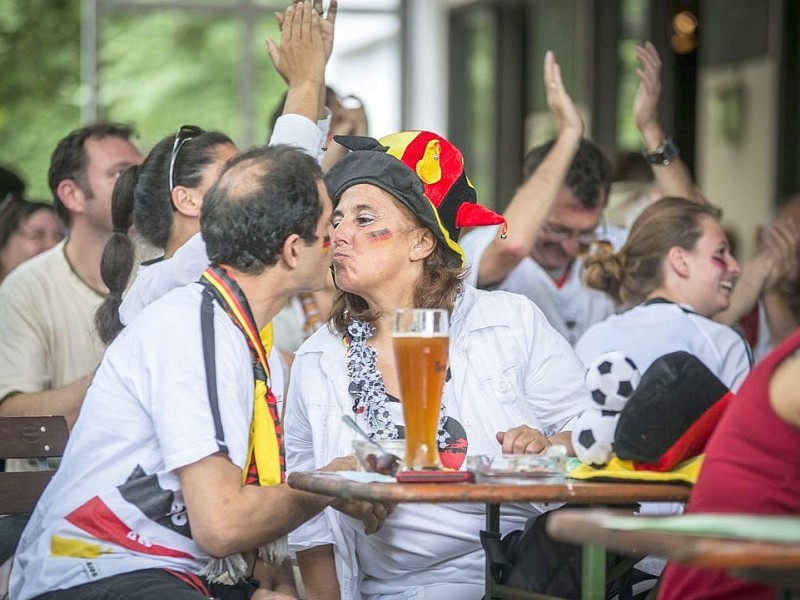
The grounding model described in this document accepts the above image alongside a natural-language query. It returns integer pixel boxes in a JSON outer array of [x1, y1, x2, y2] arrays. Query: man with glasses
[[0, 123, 143, 427], [461, 43, 696, 345]]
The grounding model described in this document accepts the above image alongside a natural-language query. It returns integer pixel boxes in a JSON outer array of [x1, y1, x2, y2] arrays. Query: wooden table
[[548, 509, 800, 595], [287, 472, 691, 600]]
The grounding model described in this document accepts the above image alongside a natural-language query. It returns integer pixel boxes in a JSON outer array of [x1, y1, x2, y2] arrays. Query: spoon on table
[[341, 415, 402, 476]]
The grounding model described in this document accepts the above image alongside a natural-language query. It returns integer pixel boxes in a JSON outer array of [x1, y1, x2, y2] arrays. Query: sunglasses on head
[[167, 125, 204, 192]]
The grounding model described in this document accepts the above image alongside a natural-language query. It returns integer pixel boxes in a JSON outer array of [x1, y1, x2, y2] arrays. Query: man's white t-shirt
[[460, 225, 626, 345], [11, 284, 255, 600]]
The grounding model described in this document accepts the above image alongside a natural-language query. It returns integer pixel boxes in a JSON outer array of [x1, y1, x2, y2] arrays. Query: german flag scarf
[[198, 264, 287, 582]]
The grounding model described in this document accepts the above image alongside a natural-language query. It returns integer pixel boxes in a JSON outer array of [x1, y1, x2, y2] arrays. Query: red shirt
[[659, 327, 800, 600]]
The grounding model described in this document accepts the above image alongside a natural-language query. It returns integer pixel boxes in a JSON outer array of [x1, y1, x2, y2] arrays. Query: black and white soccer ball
[[584, 351, 641, 412], [572, 407, 619, 467]]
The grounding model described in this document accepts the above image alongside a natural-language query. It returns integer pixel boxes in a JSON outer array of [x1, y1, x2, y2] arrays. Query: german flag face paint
[[365, 229, 393, 243]]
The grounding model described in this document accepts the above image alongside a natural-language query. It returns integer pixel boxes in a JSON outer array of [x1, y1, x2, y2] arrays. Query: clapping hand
[[267, 1, 325, 87], [633, 41, 664, 138], [544, 50, 584, 140]]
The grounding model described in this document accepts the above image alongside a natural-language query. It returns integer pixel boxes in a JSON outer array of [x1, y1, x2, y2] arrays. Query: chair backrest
[[0, 416, 69, 514]]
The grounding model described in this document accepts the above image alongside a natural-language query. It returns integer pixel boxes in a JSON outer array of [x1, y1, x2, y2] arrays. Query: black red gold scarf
[[200, 264, 285, 485]]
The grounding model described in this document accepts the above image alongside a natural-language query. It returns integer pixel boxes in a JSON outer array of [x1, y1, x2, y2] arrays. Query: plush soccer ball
[[585, 351, 641, 412], [572, 407, 620, 467]]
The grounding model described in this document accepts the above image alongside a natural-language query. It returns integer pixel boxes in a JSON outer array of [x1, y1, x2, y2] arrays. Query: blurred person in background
[[0, 123, 142, 428], [0, 195, 64, 284]]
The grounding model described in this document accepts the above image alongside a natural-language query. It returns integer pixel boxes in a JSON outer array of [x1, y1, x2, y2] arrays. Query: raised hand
[[633, 41, 663, 137], [313, 0, 337, 64], [267, 1, 325, 87], [544, 50, 584, 140]]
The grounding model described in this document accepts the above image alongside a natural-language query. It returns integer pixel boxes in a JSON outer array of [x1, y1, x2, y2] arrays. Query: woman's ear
[[171, 187, 201, 218], [667, 246, 690, 278], [409, 228, 436, 262]]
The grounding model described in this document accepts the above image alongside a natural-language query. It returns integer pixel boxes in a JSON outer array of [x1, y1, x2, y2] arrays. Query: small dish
[[352, 439, 406, 475], [466, 446, 568, 483]]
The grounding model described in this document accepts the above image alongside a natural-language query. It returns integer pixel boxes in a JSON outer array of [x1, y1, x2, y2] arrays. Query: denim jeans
[[0, 515, 29, 564], [33, 568, 259, 600], [33, 569, 208, 600]]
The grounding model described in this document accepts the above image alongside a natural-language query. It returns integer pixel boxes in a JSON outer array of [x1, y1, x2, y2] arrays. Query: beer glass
[[393, 308, 449, 470]]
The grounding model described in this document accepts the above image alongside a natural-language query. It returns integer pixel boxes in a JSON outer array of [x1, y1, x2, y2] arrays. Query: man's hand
[[330, 498, 394, 535], [267, 1, 325, 87], [321, 454, 395, 534], [544, 50, 584, 140], [496, 426, 551, 454], [633, 41, 663, 139]]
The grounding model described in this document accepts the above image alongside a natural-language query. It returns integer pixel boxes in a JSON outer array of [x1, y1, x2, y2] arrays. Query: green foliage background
[[0, 0, 285, 200]]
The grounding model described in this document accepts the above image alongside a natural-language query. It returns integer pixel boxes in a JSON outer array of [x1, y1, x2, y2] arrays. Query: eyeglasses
[[541, 223, 598, 246], [167, 125, 204, 192]]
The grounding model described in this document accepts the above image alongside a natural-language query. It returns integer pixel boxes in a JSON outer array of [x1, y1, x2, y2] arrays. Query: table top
[[547, 509, 800, 570], [287, 471, 692, 504]]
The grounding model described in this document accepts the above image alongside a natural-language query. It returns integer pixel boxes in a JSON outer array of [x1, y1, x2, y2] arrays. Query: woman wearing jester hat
[[283, 128, 593, 599]]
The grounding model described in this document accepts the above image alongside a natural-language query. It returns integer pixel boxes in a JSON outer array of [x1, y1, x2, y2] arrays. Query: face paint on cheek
[[365, 229, 393, 243], [710, 257, 726, 270], [322, 236, 331, 249]]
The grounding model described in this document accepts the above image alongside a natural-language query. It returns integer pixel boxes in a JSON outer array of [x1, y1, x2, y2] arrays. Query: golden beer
[[393, 333, 449, 470]]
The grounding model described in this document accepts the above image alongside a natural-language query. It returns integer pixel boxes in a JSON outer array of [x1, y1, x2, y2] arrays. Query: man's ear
[[667, 246, 690, 278], [171, 187, 201, 218], [409, 228, 436, 262], [280, 233, 301, 269], [56, 179, 85, 216]]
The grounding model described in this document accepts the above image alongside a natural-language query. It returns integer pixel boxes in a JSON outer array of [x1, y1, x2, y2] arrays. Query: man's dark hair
[[48, 122, 136, 224], [522, 138, 612, 209], [201, 144, 323, 274]]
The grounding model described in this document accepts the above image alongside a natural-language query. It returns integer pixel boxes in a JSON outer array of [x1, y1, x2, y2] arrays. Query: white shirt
[[460, 225, 627, 345], [11, 284, 255, 600], [284, 285, 592, 599], [119, 112, 330, 326], [0, 241, 106, 401], [575, 300, 753, 392]]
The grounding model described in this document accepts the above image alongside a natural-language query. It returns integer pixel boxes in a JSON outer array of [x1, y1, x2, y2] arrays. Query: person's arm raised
[[476, 50, 584, 287], [267, 1, 327, 124], [633, 42, 698, 202]]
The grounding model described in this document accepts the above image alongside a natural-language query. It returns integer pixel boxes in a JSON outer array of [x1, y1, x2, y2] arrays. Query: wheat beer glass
[[393, 308, 449, 470]]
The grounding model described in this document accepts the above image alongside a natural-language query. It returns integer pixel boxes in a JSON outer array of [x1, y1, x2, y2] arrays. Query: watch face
[[646, 138, 679, 165]]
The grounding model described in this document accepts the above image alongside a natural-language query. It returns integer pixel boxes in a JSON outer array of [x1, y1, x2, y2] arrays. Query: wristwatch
[[643, 137, 679, 166]]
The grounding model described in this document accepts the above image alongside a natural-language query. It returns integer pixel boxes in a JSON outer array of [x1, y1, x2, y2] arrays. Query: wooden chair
[[0, 416, 69, 514]]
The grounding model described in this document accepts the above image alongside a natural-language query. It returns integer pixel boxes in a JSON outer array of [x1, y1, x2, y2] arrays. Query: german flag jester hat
[[324, 131, 507, 266]]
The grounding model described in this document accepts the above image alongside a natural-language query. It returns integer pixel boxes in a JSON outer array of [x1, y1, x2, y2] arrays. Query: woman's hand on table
[[496, 426, 552, 454]]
